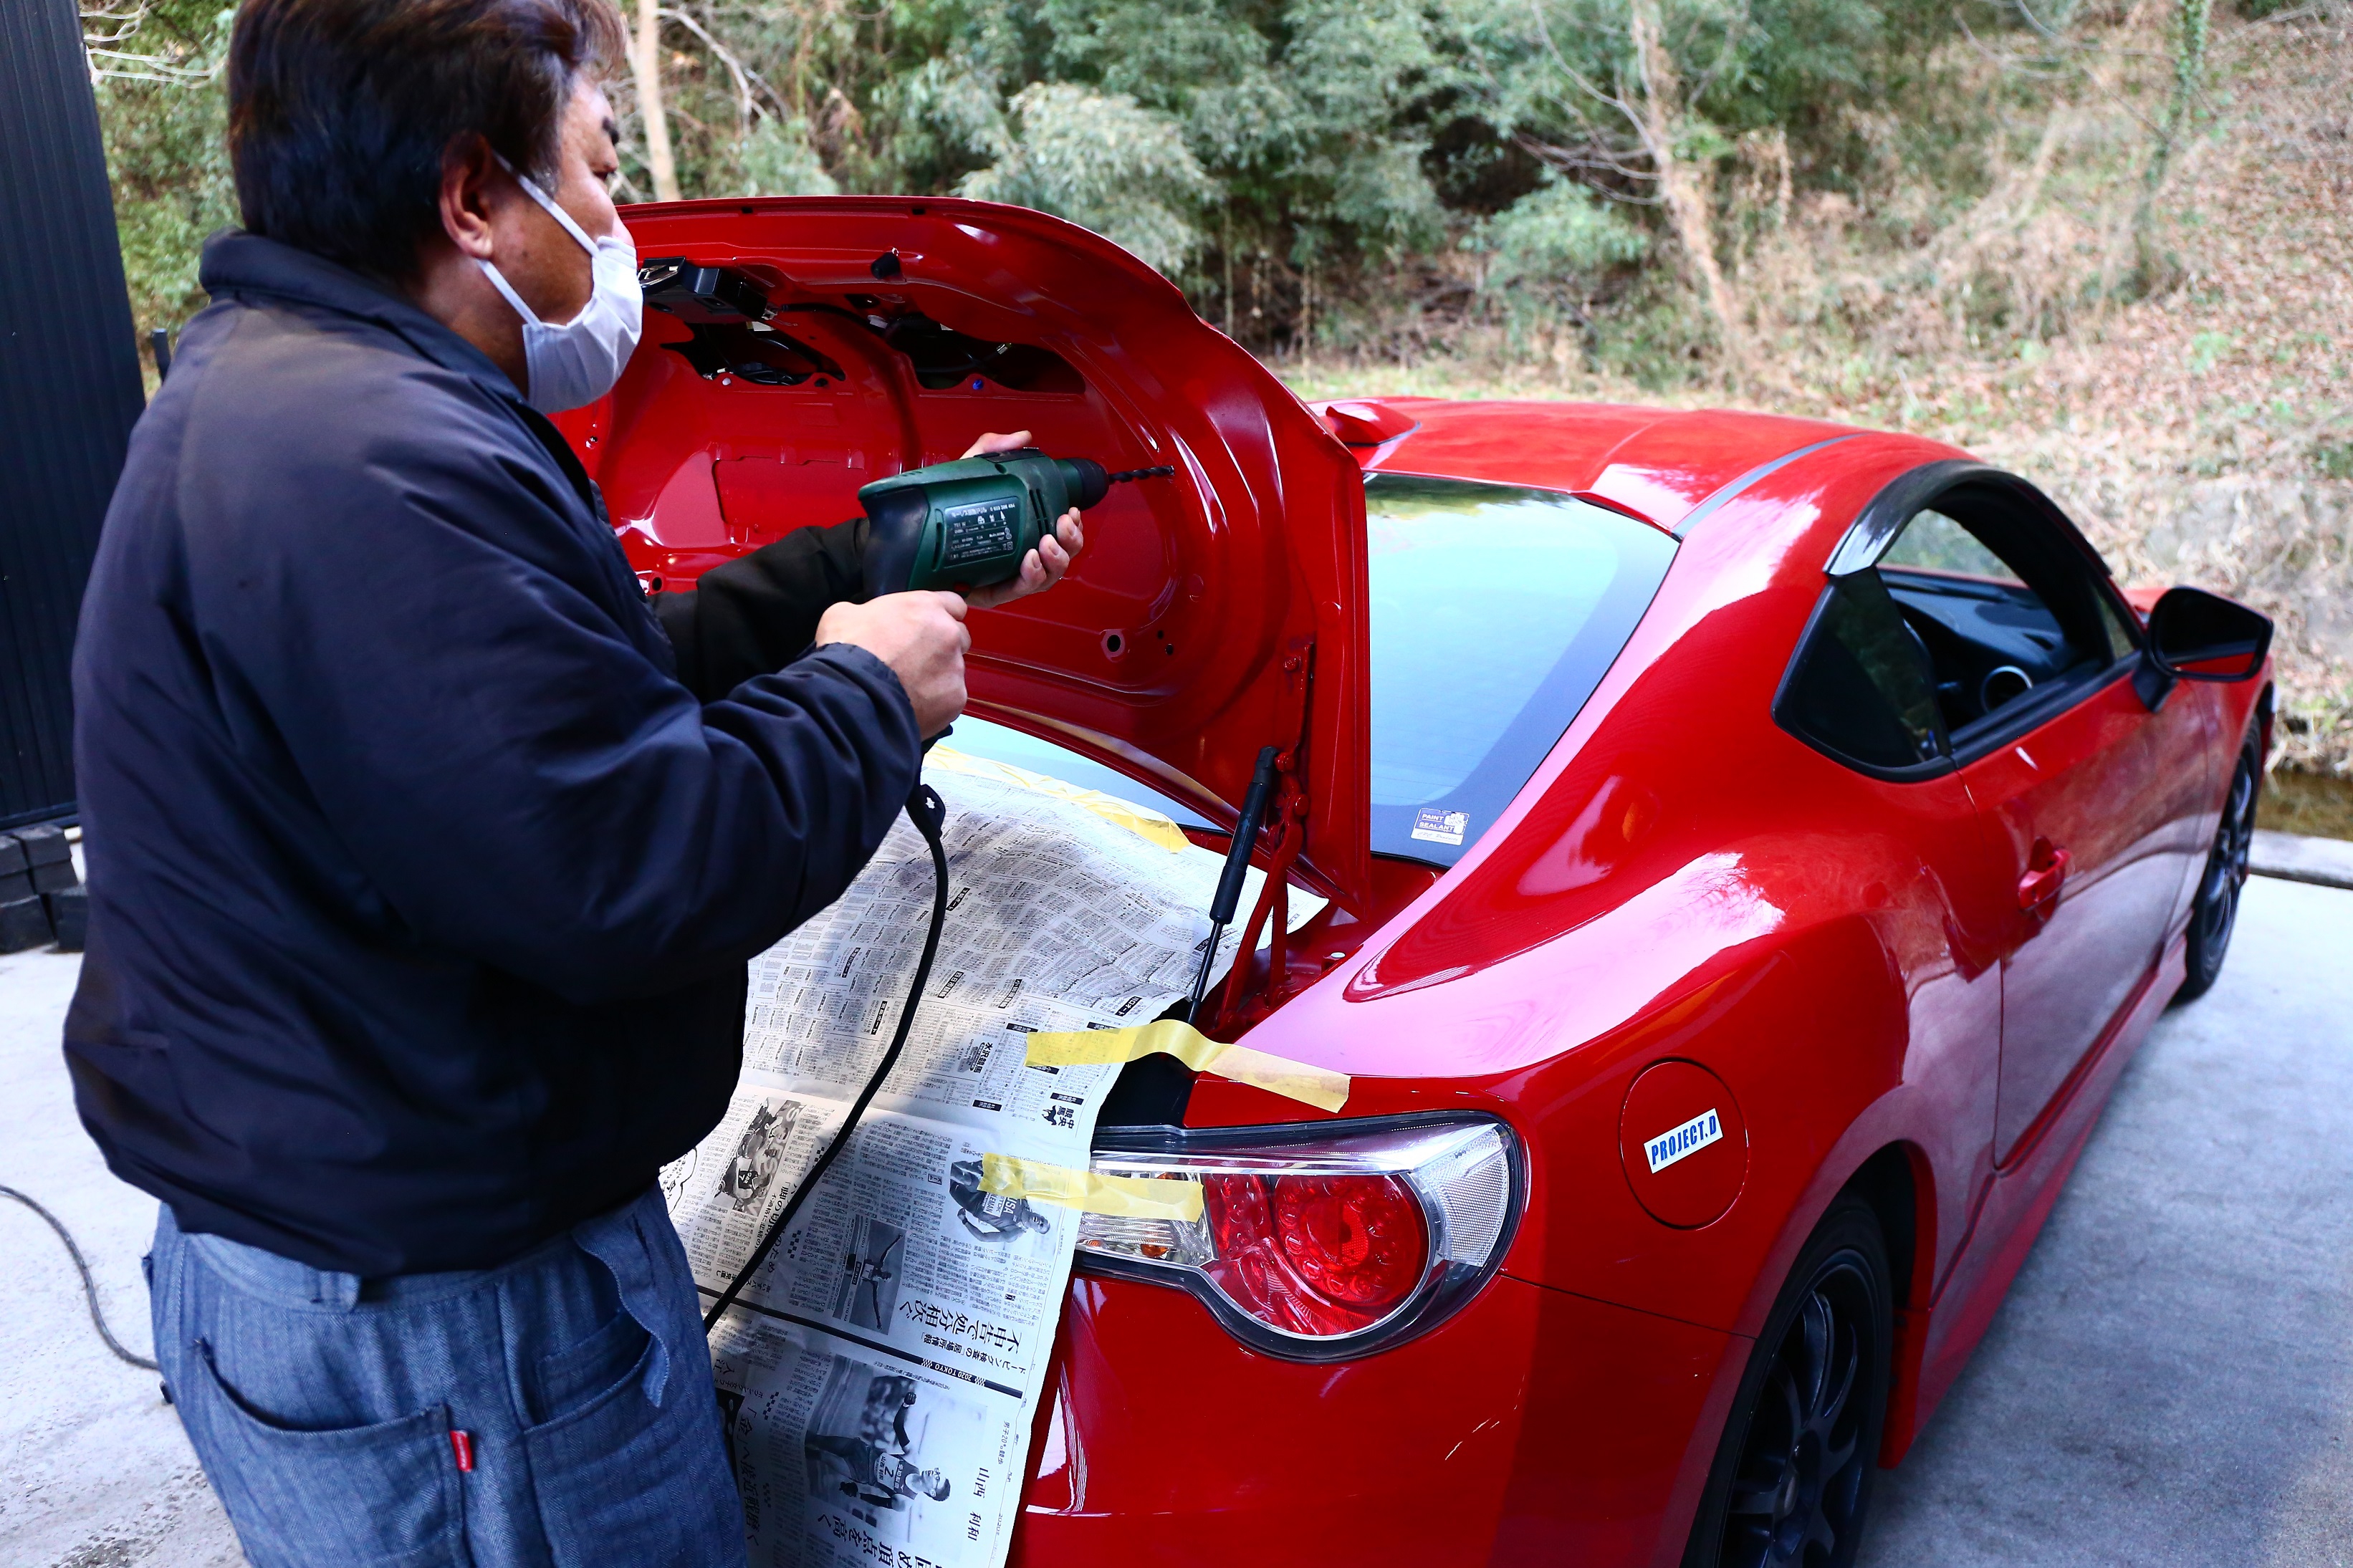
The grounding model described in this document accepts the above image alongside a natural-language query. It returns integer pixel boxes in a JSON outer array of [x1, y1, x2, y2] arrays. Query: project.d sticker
[[1411, 807, 1470, 846], [1644, 1108, 1724, 1174]]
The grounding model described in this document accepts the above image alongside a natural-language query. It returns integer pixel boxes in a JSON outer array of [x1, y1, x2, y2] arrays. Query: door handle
[[2017, 842, 2070, 916]]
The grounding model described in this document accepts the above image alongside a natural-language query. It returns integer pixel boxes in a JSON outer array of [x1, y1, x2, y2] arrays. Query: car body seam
[[1498, 1268, 1755, 1342]]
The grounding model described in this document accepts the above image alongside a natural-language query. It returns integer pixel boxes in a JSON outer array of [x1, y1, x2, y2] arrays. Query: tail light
[[1075, 1114, 1523, 1360]]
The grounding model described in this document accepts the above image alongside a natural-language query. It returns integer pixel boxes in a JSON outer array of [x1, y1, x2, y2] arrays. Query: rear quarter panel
[[1202, 433, 2003, 1344], [1012, 1273, 1738, 1567]]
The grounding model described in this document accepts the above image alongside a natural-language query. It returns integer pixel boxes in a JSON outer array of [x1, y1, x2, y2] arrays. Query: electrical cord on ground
[[0, 1183, 158, 1371], [704, 781, 952, 1334]]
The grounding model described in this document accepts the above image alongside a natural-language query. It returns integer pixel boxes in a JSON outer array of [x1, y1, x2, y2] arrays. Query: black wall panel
[[0, 0, 148, 827]]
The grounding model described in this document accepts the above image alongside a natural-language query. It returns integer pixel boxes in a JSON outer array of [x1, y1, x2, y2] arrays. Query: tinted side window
[[1876, 487, 2118, 741], [1881, 510, 2021, 582], [1776, 569, 1947, 772]]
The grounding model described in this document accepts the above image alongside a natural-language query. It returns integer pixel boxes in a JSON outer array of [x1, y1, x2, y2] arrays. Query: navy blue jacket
[[67, 232, 918, 1276]]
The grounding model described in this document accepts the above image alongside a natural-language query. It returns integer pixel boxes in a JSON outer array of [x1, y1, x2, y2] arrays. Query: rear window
[[1364, 474, 1677, 864], [942, 474, 1677, 867]]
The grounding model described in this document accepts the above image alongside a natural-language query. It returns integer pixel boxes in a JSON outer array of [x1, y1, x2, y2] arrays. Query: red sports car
[[566, 199, 2273, 1568]]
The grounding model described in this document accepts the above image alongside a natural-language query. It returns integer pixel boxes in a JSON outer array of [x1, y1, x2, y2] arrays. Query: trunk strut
[[1202, 636, 1315, 1034]]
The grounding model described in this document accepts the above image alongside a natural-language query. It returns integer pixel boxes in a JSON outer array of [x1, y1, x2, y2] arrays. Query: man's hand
[[815, 592, 969, 738], [957, 430, 1085, 610]]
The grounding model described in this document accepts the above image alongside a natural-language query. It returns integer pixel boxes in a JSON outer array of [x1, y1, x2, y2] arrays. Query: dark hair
[[228, 0, 624, 276]]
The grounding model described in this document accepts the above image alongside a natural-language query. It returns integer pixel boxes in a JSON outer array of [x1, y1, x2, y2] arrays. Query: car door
[[1866, 484, 2208, 1164]]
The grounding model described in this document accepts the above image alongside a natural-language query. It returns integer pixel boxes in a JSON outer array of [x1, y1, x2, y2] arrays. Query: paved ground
[[0, 945, 244, 1568], [2251, 827, 2353, 891], [1866, 875, 2353, 1567], [1, 876, 2347, 1567]]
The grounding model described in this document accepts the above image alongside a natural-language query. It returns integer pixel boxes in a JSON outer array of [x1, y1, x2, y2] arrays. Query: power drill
[[859, 448, 1174, 595]]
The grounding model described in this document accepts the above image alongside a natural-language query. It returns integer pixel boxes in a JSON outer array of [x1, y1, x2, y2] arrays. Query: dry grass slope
[[1288, 5, 2353, 776]]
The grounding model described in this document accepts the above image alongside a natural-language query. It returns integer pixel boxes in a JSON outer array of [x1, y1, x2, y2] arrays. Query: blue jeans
[[148, 1187, 745, 1568]]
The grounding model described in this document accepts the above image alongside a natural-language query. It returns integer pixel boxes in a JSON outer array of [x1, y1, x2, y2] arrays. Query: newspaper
[[667, 761, 1318, 1568]]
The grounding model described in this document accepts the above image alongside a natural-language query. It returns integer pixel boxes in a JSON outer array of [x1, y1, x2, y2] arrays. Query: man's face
[[488, 77, 621, 327]]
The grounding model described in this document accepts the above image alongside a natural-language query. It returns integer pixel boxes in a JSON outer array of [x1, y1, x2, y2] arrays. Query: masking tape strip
[[1202, 1044, 1351, 1114], [980, 1153, 1204, 1222], [926, 746, 1191, 853], [1023, 1019, 1350, 1113]]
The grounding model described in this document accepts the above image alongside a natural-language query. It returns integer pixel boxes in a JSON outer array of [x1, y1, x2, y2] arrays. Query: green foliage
[[1471, 178, 1649, 302], [737, 117, 838, 197], [958, 84, 1212, 271], [83, 0, 2020, 372], [88, 2, 237, 357]]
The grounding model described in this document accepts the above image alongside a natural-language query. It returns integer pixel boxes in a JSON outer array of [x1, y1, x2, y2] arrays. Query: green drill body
[[858, 448, 1168, 595]]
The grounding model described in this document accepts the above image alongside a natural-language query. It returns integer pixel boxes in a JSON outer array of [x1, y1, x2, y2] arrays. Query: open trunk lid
[[555, 197, 1371, 913]]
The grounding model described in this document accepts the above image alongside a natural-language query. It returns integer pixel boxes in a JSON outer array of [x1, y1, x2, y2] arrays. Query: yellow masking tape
[[1202, 1044, 1352, 1114], [980, 1153, 1204, 1222], [1025, 1017, 1222, 1069], [1023, 1019, 1350, 1114], [925, 746, 1191, 853]]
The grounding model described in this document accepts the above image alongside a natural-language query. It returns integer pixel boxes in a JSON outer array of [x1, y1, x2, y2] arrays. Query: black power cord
[[704, 781, 952, 1334], [0, 1183, 158, 1370]]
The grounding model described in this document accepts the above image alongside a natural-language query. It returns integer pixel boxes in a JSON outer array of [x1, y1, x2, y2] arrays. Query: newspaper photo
[[668, 754, 1319, 1568]]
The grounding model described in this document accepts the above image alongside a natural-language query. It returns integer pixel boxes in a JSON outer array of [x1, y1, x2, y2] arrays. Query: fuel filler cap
[[1619, 1059, 1748, 1228]]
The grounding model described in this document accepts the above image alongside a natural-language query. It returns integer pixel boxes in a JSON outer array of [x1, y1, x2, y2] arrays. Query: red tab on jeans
[[449, 1429, 474, 1472]]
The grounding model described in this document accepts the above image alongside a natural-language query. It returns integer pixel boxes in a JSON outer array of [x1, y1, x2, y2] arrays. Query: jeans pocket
[[522, 1331, 744, 1568], [184, 1340, 469, 1568], [533, 1304, 652, 1424]]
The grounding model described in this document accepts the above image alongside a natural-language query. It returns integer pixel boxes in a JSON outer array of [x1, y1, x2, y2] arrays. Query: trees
[[83, 0, 2110, 379]]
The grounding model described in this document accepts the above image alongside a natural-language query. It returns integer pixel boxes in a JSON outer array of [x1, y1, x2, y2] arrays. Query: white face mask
[[475, 155, 643, 413]]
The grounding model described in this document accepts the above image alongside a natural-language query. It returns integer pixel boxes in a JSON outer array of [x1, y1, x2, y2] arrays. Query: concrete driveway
[[3, 877, 2348, 1567], [1864, 874, 2353, 1568]]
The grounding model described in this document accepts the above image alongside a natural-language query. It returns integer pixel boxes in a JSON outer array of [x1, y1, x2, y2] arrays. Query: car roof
[[1348, 398, 1864, 537]]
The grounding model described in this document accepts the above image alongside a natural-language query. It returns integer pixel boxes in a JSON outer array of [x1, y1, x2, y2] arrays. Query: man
[[64, 2, 1079, 1563], [806, 1430, 954, 1509]]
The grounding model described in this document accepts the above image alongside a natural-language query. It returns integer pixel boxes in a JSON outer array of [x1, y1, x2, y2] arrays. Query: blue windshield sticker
[[1410, 807, 1469, 847]]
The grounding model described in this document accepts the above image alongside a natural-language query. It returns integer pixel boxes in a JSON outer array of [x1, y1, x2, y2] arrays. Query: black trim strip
[[1672, 435, 1857, 540], [697, 1290, 1025, 1400], [1826, 462, 2117, 580], [1945, 657, 2138, 767]]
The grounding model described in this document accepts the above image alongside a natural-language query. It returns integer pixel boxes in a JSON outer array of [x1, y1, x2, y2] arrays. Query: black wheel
[[1683, 1197, 1892, 1568], [2176, 739, 2258, 1003]]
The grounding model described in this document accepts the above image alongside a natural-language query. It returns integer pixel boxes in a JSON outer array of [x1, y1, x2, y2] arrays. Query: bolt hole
[[1101, 631, 1125, 658]]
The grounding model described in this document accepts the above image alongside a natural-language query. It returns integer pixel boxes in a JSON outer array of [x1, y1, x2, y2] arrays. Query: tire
[[2175, 737, 2259, 1004], [1682, 1196, 1892, 1568]]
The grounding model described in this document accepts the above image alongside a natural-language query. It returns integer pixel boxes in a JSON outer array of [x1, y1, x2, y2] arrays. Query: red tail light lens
[[1275, 1175, 1426, 1305], [1199, 1173, 1431, 1335], [1078, 1117, 1518, 1357]]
